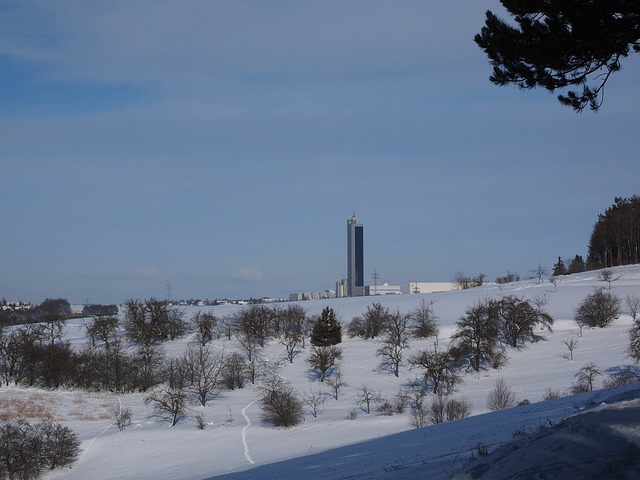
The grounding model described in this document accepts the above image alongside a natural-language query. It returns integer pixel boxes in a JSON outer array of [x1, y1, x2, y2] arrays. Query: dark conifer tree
[[589, 196, 640, 268], [552, 257, 567, 276], [310, 307, 342, 347], [475, 1, 640, 111], [568, 255, 586, 274]]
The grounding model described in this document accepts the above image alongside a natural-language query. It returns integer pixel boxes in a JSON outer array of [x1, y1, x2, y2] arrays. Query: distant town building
[[347, 213, 364, 297], [366, 283, 402, 295], [288, 290, 336, 301], [401, 282, 454, 294], [335, 278, 348, 298]]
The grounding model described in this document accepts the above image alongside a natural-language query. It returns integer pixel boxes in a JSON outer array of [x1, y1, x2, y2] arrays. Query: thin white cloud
[[131, 267, 164, 281], [228, 268, 268, 284], [0, 1, 498, 87]]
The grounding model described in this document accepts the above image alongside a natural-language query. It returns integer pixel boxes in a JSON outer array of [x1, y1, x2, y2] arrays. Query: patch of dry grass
[[0, 389, 114, 422], [0, 396, 55, 421]]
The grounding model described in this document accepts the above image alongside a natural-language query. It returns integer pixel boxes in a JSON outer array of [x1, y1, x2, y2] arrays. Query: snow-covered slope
[[210, 383, 640, 480], [20, 265, 640, 479]]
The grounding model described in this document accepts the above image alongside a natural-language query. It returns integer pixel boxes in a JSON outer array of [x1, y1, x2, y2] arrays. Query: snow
[[6, 264, 635, 479]]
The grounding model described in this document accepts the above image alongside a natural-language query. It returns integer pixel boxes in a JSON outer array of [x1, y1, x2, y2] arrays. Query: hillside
[[9, 265, 637, 479]]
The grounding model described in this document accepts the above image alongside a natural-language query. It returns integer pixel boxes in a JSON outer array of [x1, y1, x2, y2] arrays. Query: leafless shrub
[[260, 378, 304, 428], [602, 367, 640, 388], [487, 378, 516, 411], [0, 419, 80, 479], [489, 349, 509, 370], [446, 397, 472, 421], [195, 412, 206, 430], [542, 388, 562, 401], [376, 399, 395, 416], [394, 388, 411, 414], [496, 271, 520, 286], [113, 405, 132, 432], [629, 320, 640, 363], [575, 288, 621, 328], [429, 395, 472, 424], [409, 395, 428, 428]]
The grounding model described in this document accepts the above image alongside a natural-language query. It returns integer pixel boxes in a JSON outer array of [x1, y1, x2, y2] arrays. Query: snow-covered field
[[6, 265, 637, 479]]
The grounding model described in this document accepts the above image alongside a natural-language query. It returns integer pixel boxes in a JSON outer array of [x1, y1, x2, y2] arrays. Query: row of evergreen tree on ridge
[[553, 196, 640, 277]]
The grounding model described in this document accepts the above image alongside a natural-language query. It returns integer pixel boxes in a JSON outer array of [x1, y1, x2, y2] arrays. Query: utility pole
[[166, 281, 172, 303], [372, 270, 380, 296]]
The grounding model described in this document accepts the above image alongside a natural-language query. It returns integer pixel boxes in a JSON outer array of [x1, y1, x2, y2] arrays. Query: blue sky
[[2, 1, 639, 304]]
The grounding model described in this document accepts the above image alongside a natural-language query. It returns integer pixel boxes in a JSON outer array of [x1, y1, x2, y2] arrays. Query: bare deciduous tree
[[192, 311, 217, 345], [218, 315, 234, 341], [306, 345, 342, 382], [409, 346, 461, 395], [628, 320, 640, 363], [562, 337, 579, 361], [498, 295, 554, 348], [531, 263, 547, 284], [145, 360, 189, 427], [452, 299, 500, 372], [626, 294, 640, 322], [182, 344, 225, 407], [222, 352, 247, 390], [133, 344, 165, 392], [302, 389, 326, 418], [325, 370, 347, 400], [347, 303, 391, 339], [234, 305, 275, 348], [357, 384, 381, 415], [123, 298, 188, 345], [85, 315, 119, 349], [409, 395, 428, 428], [453, 272, 485, 290], [280, 304, 307, 363], [599, 268, 620, 290], [409, 299, 439, 339], [377, 311, 410, 377], [573, 363, 601, 393]]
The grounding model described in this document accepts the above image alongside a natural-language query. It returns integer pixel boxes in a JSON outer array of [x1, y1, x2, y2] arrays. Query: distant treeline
[[0, 298, 72, 326], [82, 304, 119, 316], [554, 196, 640, 276], [589, 196, 640, 268], [1, 299, 118, 326]]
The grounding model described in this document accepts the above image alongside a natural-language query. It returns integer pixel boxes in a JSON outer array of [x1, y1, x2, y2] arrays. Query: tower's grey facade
[[347, 213, 364, 297]]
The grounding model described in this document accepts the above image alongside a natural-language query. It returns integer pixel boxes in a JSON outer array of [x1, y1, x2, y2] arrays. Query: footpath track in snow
[[241, 398, 259, 465]]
